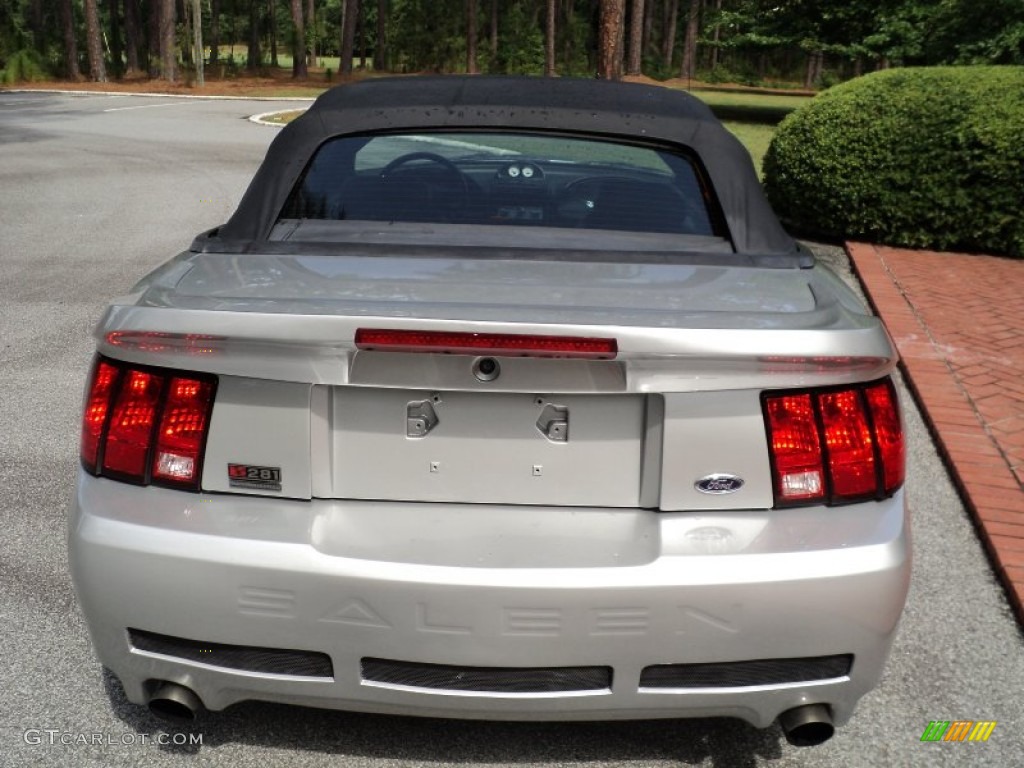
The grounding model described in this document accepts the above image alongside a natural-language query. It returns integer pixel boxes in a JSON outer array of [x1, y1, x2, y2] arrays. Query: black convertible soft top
[[219, 76, 797, 256]]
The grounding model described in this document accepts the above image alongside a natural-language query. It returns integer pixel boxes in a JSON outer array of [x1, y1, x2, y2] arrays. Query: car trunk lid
[[99, 250, 896, 510], [102, 251, 894, 392]]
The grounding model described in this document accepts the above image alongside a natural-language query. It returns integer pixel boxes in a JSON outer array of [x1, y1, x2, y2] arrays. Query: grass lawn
[[273, 54, 375, 72], [721, 121, 777, 177], [260, 109, 308, 124], [689, 89, 813, 124]]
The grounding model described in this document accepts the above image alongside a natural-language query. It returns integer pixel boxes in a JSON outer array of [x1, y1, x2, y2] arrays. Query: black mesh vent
[[129, 629, 333, 678], [640, 655, 852, 689], [361, 658, 612, 693]]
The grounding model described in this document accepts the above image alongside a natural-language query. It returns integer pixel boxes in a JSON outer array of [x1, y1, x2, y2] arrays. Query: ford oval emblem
[[695, 474, 745, 495]]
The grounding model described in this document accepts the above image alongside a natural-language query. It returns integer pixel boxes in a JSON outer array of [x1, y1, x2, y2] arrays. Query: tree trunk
[[679, 0, 698, 79], [305, 0, 317, 66], [84, 0, 107, 81], [123, 0, 141, 73], [107, 0, 123, 76], [642, 0, 655, 57], [662, 0, 678, 72], [544, 0, 555, 76], [626, 0, 644, 75], [160, 0, 176, 80], [291, 0, 307, 76], [340, 0, 357, 75], [375, 0, 388, 70], [306, 0, 316, 67], [489, 0, 498, 59], [617, 0, 626, 73], [247, 0, 261, 70], [467, 0, 478, 74], [268, 0, 279, 67], [148, 0, 161, 74], [228, 0, 236, 63], [59, 0, 81, 80], [181, 0, 193, 67], [192, 0, 204, 84], [30, 0, 45, 54], [209, 0, 220, 64], [563, 0, 574, 73], [804, 50, 823, 88], [597, 0, 625, 80], [710, 0, 721, 71], [359, 4, 367, 67]]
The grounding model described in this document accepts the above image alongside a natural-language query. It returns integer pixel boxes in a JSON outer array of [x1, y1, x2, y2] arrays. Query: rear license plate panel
[[332, 389, 645, 507]]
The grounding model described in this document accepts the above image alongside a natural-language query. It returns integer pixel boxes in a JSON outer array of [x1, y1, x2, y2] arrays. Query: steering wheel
[[380, 151, 470, 219]]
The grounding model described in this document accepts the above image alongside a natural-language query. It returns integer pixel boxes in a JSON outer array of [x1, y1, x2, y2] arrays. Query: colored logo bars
[[921, 721, 997, 742]]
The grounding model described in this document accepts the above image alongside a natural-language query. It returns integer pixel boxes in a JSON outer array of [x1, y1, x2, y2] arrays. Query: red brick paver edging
[[848, 243, 1024, 624]]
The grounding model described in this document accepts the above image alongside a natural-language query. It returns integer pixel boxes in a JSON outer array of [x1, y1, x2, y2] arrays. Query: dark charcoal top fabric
[[220, 76, 796, 255]]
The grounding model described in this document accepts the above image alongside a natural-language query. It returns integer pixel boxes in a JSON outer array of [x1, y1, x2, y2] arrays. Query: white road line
[[102, 102, 195, 112]]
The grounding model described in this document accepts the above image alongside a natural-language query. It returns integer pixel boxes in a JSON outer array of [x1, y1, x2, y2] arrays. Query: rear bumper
[[68, 473, 910, 728]]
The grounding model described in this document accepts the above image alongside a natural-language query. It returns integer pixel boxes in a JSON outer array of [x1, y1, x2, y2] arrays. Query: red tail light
[[764, 394, 825, 503], [102, 369, 164, 479], [818, 389, 876, 500], [79, 357, 216, 490], [152, 377, 216, 487], [864, 380, 905, 494], [764, 378, 904, 507], [355, 329, 618, 359], [80, 360, 120, 473]]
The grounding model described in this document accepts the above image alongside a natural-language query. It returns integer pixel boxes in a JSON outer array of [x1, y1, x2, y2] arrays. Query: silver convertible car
[[69, 76, 909, 747]]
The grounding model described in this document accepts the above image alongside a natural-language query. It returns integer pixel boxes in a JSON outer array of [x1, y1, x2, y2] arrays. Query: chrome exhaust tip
[[146, 681, 202, 723], [779, 704, 834, 747]]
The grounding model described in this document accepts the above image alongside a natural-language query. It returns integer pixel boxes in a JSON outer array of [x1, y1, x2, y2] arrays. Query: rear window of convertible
[[278, 131, 722, 238]]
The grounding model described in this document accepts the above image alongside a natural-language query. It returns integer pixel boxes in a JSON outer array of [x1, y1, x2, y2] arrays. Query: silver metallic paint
[[69, 476, 909, 726], [70, 195, 907, 728]]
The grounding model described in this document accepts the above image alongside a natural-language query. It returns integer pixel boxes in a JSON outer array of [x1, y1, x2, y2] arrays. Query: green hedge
[[763, 66, 1024, 258], [0, 49, 49, 84]]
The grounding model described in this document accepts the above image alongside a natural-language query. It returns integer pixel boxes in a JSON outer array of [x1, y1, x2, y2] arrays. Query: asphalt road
[[1, 92, 1021, 768]]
